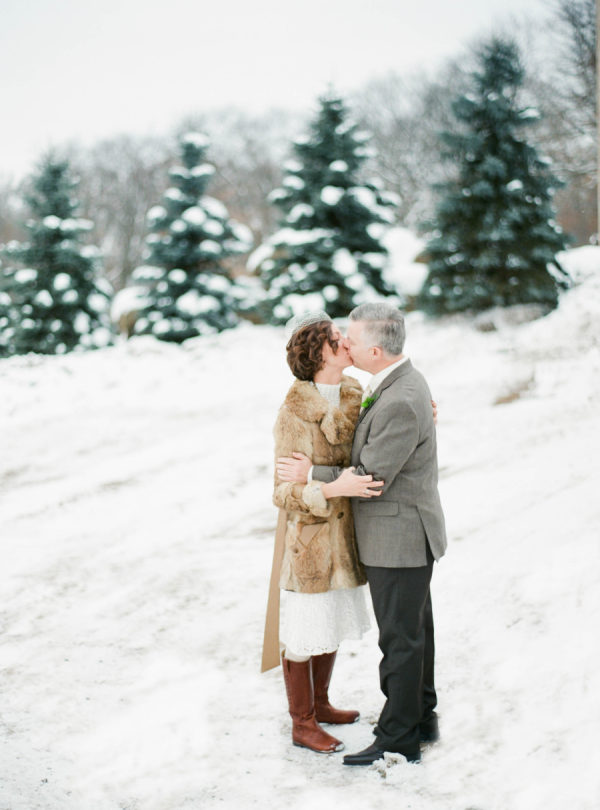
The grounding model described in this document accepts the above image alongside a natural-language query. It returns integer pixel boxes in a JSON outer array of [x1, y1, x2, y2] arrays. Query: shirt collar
[[368, 356, 408, 393]]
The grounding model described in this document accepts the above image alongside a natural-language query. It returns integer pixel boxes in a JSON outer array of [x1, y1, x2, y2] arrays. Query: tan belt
[[260, 508, 287, 672]]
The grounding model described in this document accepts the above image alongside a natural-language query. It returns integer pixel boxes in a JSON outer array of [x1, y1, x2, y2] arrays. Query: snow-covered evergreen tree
[[132, 133, 252, 342], [0, 156, 112, 355], [419, 39, 570, 315], [0, 260, 11, 357], [253, 94, 400, 324]]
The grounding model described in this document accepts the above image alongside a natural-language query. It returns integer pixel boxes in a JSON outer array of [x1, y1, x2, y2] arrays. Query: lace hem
[[280, 585, 370, 656]]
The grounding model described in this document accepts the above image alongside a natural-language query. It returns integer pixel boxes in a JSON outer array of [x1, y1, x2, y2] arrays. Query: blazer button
[[337, 512, 344, 519]]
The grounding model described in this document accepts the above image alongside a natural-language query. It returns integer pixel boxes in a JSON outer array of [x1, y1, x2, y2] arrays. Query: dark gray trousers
[[364, 545, 436, 757]]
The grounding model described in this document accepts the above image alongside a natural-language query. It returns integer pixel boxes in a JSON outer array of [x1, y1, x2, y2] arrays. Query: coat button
[[337, 512, 344, 519]]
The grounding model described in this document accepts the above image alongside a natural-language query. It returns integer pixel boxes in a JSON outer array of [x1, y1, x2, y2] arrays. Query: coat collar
[[283, 374, 363, 445], [357, 359, 413, 425]]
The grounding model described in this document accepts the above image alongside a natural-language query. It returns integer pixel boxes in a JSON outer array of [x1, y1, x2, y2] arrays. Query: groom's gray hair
[[349, 302, 406, 356]]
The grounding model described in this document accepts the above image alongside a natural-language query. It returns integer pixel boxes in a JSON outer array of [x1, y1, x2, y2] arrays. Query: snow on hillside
[[1, 247, 599, 810]]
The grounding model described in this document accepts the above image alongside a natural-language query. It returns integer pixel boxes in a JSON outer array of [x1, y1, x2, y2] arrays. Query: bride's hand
[[322, 467, 384, 499], [276, 452, 312, 483]]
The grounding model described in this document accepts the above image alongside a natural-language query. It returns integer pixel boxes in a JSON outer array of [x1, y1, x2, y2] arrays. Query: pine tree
[[0, 156, 112, 355], [0, 259, 11, 357], [254, 94, 400, 324], [419, 38, 570, 315], [132, 132, 252, 342]]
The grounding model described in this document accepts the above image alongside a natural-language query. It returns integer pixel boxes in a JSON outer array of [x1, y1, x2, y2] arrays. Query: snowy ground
[[1, 247, 599, 810]]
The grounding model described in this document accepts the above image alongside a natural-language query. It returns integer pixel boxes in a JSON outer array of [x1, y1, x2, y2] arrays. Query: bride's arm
[[276, 453, 383, 499]]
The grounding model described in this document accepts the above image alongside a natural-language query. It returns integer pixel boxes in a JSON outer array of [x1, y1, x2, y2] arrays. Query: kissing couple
[[262, 301, 447, 767]]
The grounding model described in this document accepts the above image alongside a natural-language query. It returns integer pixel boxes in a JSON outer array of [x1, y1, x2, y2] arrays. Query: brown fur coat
[[273, 375, 366, 594]]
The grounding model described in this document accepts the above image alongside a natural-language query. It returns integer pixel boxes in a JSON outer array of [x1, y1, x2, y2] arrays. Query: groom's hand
[[276, 452, 311, 483]]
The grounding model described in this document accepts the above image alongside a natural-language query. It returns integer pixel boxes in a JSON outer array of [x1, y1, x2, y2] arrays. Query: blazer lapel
[[356, 360, 413, 425]]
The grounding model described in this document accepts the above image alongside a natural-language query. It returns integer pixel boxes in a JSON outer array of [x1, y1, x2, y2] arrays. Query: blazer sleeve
[[273, 408, 332, 519], [311, 464, 344, 483]]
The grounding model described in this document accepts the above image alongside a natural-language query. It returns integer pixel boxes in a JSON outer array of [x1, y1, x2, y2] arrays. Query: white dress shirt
[[362, 356, 409, 405]]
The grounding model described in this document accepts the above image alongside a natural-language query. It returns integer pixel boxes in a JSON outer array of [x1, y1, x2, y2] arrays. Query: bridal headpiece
[[284, 311, 332, 341]]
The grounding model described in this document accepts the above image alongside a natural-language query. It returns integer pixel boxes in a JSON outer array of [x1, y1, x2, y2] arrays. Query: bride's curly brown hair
[[286, 321, 339, 381]]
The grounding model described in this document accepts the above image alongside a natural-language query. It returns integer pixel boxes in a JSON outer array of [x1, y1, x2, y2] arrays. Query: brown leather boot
[[281, 657, 344, 753], [312, 651, 359, 725]]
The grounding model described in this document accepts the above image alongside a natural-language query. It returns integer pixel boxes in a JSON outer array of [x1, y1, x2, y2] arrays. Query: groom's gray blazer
[[312, 360, 447, 567]]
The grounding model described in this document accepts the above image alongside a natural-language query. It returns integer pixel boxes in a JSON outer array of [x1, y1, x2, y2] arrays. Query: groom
[[276, 302, 447, 765]]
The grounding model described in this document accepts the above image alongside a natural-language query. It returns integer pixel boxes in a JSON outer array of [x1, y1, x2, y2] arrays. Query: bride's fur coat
[[273, 375, 367, 594]]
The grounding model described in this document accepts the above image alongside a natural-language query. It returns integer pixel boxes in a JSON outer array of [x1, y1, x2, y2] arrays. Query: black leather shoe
[[343, 742, 420, 766], [419, 714, 439, 743], [343, 742, 386, 766]]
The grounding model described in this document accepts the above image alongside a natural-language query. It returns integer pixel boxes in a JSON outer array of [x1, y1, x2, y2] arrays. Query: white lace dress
[[279, 381, 371, 656]]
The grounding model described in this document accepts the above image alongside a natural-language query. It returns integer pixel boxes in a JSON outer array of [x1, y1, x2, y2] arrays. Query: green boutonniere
[[361, 393, 379, 409]]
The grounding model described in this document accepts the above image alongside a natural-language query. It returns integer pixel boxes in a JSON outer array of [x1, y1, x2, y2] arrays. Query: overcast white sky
[[1, 0, 548, 180]]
